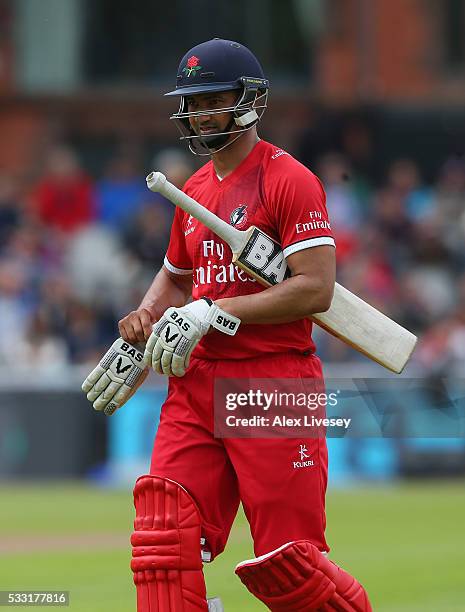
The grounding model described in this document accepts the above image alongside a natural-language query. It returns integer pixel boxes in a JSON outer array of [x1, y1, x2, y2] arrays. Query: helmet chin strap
[[198, 117, 237, 152], [189, 130, 246, 156], [189, 116, 249, 156]]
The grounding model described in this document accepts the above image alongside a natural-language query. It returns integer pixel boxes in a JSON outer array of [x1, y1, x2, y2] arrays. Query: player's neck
[[211, 130, 260, 180]]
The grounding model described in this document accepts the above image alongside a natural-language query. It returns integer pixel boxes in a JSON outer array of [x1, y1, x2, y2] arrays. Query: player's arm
[[118, 266, 192, 344], [142, 246, 333, 379], [215, 244, 335, 324]]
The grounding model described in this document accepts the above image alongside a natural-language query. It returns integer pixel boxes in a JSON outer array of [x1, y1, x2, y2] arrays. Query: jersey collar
[[210, 140, 266, 188]]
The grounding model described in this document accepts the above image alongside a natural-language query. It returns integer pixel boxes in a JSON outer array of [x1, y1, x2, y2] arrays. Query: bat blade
[[231, 230, 416, 373], [147, 171, 417, 373]]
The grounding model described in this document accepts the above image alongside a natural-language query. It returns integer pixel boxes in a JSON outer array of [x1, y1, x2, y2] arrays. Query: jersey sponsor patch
[[271, 148, 289, 160], [193, 240, 255, 289], [184, 214, 196, 237], [295, 210, 331, 235], [230, 205, 248, 228]]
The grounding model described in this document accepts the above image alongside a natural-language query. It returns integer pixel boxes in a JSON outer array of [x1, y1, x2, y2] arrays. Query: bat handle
[[146, 171, 167, 193]]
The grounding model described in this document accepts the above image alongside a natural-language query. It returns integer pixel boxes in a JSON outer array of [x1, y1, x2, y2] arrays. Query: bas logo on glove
[[82, 338, 149, 416], [213, 314, 239, 334], [168, 310, 191, 333], [145, 298, 240, 378], [167, 308, 238, 335], [119, 342, 144, 362]]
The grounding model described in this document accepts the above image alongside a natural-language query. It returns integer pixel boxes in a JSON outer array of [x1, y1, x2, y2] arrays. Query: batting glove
[[144, 298, 240, 377], [82, 338, 149, 415]]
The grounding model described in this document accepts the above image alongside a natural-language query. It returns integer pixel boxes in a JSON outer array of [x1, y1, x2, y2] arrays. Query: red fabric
[[235, 540, 372, 612], [131, 475, 208, 611], [32, 175, 95, 232], [165, 140, 334, 360], [150, 353, 328, 560]]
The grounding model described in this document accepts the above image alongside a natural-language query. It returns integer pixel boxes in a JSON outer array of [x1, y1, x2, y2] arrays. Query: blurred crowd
[[0, 146, 191, 372], [0, 138, 464, 375], [310, 152, 465, 375]]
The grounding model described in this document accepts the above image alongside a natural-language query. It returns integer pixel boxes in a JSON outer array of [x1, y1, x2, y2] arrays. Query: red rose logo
[[187, 56, 199, 68], [183, 56, 202, 77]]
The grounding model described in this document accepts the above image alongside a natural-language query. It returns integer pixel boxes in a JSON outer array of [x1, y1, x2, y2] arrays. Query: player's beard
[[197, 117, 237, 151]]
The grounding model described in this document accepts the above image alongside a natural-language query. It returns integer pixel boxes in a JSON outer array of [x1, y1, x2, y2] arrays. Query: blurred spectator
[[434, 158, 465, 266], [410, 215, 455, 267], [152, 148, 193, 189], [459, 209, 465, 260], [318, 153, 363, 263], [0, 260, 32, 364], [64, 224, 139, 310], [95, 147, 192, 233], [64, 300, 115, 365], [123, 203, 170, 272], [96, 153, 147, 230], [34, 272, 117, 366], [0, 174, 22, 247], [434, 157, 465, 222], [396, 272, 435, 333], [414, 273, 465, 377], [38, 273, 75, 338], [339, 246, 398, 316], [370, 188, 414, 271], [400, 265, 455, 324], [319, 153, 362, 230], [386, 158, 435, 222], [15, 307, 68, 373], [30, 146, 95, 233], [2, 223, 59, 290]]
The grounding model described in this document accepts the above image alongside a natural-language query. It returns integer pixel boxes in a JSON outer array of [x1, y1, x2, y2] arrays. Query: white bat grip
[[146, 172, 244, 253]]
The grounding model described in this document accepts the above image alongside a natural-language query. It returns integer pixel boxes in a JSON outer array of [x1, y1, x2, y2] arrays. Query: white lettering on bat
[[243, 234, 274, 269], [263, 252, 287, 283]]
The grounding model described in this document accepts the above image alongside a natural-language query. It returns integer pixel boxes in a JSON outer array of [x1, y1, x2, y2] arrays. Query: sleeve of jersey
[[266, 163, 335, 259], [164, 206, 193, 276]]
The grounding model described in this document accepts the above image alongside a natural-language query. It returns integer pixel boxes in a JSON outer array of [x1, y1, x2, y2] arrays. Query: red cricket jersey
[[165, 140, 335, 360]]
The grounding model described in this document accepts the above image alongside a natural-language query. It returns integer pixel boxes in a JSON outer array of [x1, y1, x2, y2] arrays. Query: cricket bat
[[146, 171, 417, 373]]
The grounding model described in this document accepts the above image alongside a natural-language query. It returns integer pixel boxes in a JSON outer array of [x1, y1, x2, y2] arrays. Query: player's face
[[185, 91, 239, 137]]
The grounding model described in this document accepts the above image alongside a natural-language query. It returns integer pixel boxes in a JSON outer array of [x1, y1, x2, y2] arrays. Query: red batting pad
[[235, 540, 372, 611], [131, 475, 208, 611]]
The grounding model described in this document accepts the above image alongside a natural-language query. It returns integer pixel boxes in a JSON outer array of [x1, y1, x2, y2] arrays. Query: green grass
[[0, 482, 464, 610]]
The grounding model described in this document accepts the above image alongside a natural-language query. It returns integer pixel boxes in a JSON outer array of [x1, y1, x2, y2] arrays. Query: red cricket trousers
[[150, 351, 329, 560]]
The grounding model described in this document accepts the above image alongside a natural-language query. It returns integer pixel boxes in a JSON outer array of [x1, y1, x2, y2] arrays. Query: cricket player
[[83, 39, 372, 611]]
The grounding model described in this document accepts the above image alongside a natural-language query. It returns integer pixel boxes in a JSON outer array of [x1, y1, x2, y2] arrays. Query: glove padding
[[82, 338, 149, 415], [144, 298, 240, 377]]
